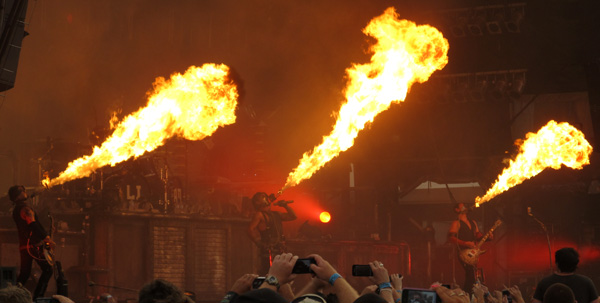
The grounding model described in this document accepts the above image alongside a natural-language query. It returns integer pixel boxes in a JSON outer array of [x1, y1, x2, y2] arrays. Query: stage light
[[504, 5, 524, 33], [319, 211, 331, 223], [450, 16, 467, 37], [491, 76, 507, 99], [507, 73, 526, 99], [486, 10, 504, 35], [469, 76, 489, 102], [467, 11, 486, 36]]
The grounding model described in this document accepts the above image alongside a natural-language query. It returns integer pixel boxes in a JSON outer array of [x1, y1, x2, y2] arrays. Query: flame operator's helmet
[[252, 192, 271, 210]]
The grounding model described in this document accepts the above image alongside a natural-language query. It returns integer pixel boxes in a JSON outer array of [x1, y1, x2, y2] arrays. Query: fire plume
[[475, 120, 593, 206], [43, 64, 238, 187], [281, 7, 449, 192]]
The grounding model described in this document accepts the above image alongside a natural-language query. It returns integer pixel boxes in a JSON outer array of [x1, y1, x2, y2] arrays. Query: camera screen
[[252, 277, 265, 289], [292, 258, 316, 274], [402, 288, 440, 303], [502, 290, 513, 303], [351, 265, 373, 276]]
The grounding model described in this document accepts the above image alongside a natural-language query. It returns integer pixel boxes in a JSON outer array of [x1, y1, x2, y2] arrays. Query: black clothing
[[258, 211, 284, 248], [12, 201, 53, 299], [13, 201, 47, 247], [457, 219, 477, 242], [533, 273, 599, 303], [257, 210, 286, 274], [455, 219, 478, 291]]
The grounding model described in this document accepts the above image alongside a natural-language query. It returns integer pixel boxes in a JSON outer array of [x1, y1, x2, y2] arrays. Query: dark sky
[[0, 0, 598, 192]]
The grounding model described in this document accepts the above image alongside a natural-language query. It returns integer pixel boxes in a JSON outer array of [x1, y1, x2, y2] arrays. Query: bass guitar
[[458, 219, 502, 267]]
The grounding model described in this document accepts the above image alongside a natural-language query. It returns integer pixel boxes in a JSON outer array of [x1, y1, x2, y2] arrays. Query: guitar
[[42, 213, 56, 266], [458, 219, 502, 267], [46, 213, 68, 296]]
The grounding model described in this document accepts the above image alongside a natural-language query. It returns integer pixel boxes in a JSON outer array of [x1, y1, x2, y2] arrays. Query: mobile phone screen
[[402, 288, 441, 303], [502, 290, 513, 303], [292, 258, 316, 274], [352, 264, 373, 276], [252, 277, 265, 289]]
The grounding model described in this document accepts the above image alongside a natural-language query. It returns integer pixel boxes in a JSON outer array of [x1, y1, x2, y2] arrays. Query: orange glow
[[43, 64, 239, 187], [475, 120, 593, 206], [280, 7, 449, 193], [319, 211, 331, 223]]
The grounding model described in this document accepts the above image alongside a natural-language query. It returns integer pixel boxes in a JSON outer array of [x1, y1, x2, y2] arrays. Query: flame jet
[[44, 64, 239, 187], [281, 7, 449, 193], [475, 120, 593, 206]]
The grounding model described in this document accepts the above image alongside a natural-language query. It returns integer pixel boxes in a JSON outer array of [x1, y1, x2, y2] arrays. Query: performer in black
[[247, 192, 297, 274], [447, 202, 485, 292], [8, 185, 54, 300]]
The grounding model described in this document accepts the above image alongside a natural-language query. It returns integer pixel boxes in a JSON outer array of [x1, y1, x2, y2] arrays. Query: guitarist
[[447, 202, 491, 292], [8, 185, 55, 300]]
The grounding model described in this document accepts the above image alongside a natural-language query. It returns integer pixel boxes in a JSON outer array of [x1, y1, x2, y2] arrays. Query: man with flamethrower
[[247, 192, 297, 274]]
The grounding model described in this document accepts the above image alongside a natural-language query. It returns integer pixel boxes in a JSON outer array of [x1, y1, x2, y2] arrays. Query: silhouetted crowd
[[0, 247, 597, 303]]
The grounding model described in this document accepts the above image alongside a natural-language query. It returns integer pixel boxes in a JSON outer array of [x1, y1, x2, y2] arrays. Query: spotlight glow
[[319, 211, 331, 223]]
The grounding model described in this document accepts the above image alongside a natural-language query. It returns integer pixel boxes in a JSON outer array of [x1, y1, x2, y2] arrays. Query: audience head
[[353, 293, 387, 303], [291, 293, 328, 303], [0, 285, 32, 303], [91, 293, 117, 303], [543, 283, 576, 303], [139, 279, 194, 303], [235, 288, 288, 303], [555, 247, 579, 273]]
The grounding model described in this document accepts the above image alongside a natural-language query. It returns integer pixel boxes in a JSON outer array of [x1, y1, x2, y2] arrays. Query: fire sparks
[[475, 120, 593, 206], [43, 64, 239, 187], [280, 7, 449, 192]]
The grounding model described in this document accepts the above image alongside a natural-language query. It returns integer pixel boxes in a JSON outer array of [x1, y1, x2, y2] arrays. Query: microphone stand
[[529, 212, 553, 274]]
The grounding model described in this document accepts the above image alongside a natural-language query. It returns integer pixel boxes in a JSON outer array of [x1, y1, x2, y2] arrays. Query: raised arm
[[275, 201, 297, 221], [309, 254, 359, 303]]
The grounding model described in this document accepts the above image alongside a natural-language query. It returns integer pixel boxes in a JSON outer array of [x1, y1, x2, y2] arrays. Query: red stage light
[[319, 211, 331, 223]]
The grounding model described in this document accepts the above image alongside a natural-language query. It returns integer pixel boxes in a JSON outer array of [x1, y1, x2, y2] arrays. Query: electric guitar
[[458, 219, 502, 267], [43, 213, 56, 266], [40, 213, 68, 295]]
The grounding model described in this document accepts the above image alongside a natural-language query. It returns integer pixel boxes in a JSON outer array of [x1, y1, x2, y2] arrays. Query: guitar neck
[[475, 221, 501, 248], [48, 214, 54, 238]]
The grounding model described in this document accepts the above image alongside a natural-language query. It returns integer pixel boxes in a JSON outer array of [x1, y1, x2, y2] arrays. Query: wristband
[[379, 282, 392, 289], [395, 298, 402, 303], [329, 273, 342, 286]]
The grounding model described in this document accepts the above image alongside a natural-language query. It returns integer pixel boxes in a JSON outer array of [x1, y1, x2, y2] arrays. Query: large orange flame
[[475, 120, 593, 206], [43, 64, 238, 187], [280, 7, 449, 193]]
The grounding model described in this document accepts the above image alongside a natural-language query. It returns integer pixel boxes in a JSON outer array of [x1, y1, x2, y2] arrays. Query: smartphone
[[292, 257, 316, 274], [35, 298, 60, 303], [352, 264, 373, 276], [502, 290, 513, 303], [402, 288, 441, 303], [252, 277, 265, 289]]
